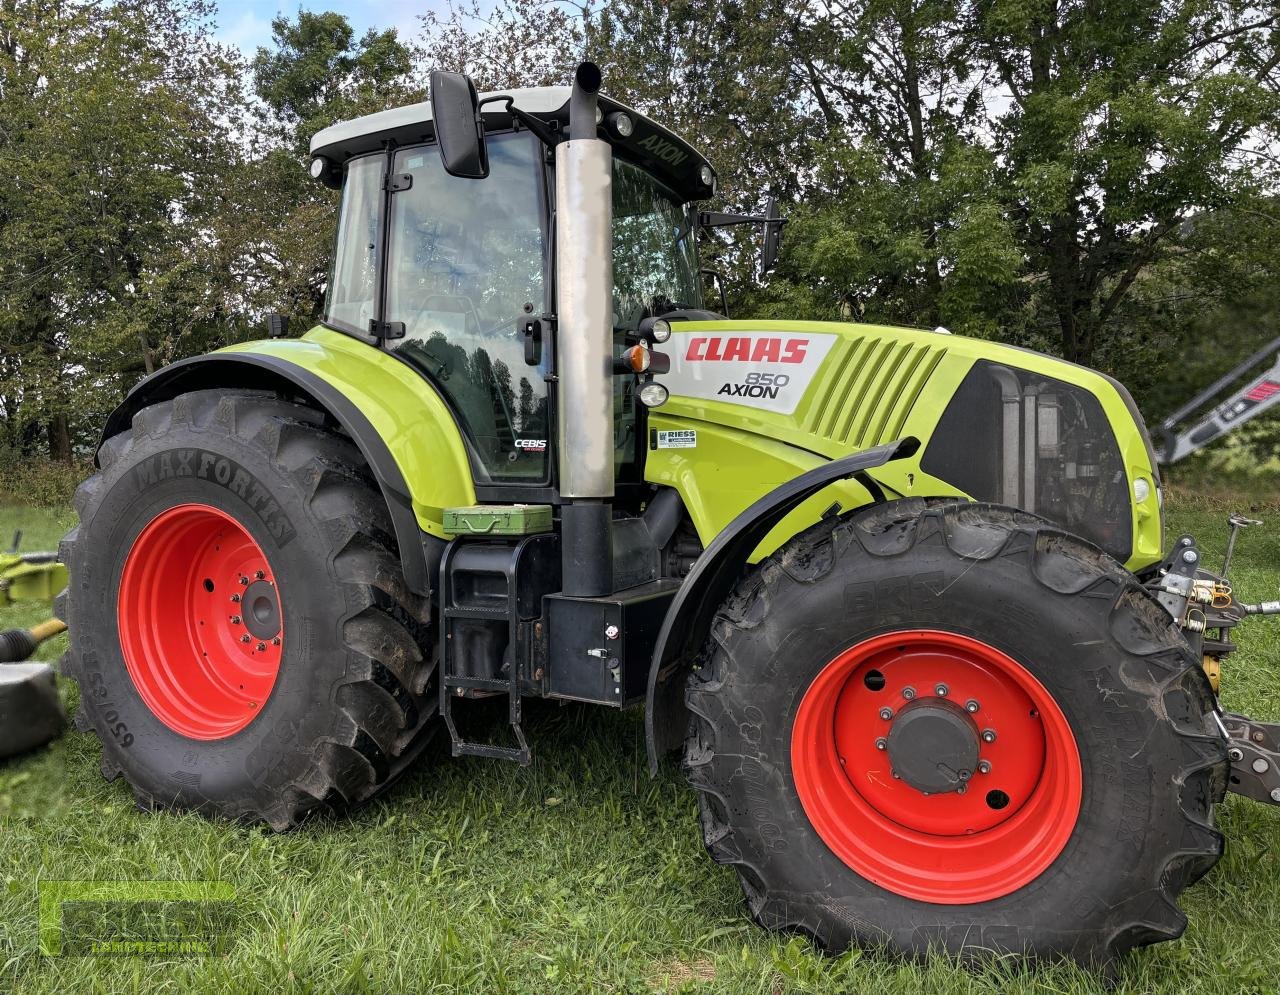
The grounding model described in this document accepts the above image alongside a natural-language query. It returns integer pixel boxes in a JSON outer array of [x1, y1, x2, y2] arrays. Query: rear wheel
[[683, 499, 1227, 967], [58, 389, 437, 830]]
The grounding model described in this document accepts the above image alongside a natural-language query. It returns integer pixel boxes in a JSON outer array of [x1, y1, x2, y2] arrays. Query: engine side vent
[[804, 335, 947, 448]]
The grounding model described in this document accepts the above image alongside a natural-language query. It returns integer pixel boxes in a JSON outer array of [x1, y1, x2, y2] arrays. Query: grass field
[[2, 498, 1280, 994]]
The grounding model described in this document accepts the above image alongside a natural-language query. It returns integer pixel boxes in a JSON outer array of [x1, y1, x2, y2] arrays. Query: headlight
[[650, 318, 671, 343], [638, 382, 669, 407]]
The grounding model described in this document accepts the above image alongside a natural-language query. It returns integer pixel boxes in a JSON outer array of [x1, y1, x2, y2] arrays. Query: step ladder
[[437, 534, 558, 765]]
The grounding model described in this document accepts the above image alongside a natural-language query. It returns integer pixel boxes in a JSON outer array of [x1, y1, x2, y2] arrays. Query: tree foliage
[[1, 0, 1278, 463], [0, 0, 243, 457]]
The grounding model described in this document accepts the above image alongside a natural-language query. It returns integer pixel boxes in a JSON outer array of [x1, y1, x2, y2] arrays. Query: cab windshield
[[612, 159, 701, 329]]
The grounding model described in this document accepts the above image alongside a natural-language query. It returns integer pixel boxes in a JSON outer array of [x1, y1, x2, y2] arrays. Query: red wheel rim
[[791, 630, 1082, 904], [117, 504, 284, 740]]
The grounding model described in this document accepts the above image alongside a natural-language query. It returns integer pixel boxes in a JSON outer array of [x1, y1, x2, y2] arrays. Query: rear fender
[[643, 437, 920, 772], [100, 328, 476, 596]]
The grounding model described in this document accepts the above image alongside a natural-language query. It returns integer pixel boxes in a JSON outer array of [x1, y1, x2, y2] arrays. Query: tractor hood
[[648, 319, 1164, 569]]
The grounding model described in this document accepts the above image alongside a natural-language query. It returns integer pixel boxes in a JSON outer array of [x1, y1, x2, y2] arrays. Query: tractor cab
[[310, 82, 715, 490]]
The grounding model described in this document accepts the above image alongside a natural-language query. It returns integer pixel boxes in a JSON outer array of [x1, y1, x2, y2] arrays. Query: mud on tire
[[683, 499, 1227, 967], [57, 389, 437, 830]]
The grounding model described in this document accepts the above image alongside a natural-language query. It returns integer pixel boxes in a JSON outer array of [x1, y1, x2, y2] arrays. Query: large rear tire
[[57, 390, 437, 830], [683, 499, 1227, 967]]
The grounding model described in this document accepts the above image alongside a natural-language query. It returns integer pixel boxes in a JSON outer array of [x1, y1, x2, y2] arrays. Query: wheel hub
[[885, 699, 977, 795], [242, 579, 281, 641]]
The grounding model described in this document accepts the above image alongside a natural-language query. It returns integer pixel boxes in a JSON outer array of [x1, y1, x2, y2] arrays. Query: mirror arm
[[478, 95, 559, 150], [699, 211, 766, 228], [699, 210, 790, 230]]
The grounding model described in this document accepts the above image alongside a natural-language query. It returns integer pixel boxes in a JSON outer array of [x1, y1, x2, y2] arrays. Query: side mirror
[[429, 70, 489, 179], [760, 195, 783, 278]]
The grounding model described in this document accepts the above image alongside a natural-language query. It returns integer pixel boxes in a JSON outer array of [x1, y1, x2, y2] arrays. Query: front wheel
[[683, 500, 1227, 967]]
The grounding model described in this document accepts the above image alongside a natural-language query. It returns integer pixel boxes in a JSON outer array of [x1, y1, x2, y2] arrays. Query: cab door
[[380, 131, 553, 488]]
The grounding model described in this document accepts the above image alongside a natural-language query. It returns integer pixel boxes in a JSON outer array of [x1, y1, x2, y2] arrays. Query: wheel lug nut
[[240, 634, 251, 643], [272, 637, 281, 646], [878, 707, 894, 721], [239, 576, 248, 586], [965, 699, 980, 713], [981, 728, 997, 743], [230, 593, 241, 603], [901, 686, 916, 700], [230, 615, 241, 625], [255, 570, 265, 580], [978, 760, 992, 774], [257, 642, 266, 652], [875, 737, 887, 750], [934, 683, 948, 696]]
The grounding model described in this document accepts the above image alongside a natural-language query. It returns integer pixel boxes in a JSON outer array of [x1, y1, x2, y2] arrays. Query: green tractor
[[58, 62, 1280, 968]]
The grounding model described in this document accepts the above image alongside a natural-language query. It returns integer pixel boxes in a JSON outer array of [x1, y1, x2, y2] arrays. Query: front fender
[[101, 326, 476, 595], [643, 436, 920, 772]]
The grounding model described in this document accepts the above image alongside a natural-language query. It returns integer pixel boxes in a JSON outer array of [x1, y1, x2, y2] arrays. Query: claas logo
[[684, 337, 808, 363]]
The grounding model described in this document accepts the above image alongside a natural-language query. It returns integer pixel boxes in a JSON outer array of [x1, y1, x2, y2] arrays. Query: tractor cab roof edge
[[310, 86, 716, 202]]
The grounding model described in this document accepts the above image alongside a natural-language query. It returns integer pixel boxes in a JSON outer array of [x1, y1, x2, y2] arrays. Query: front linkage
[[1143, 515, 1280, 805]]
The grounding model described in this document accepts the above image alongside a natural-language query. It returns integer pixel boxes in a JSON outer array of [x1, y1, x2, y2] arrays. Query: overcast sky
[[213, 0, 436, 56]]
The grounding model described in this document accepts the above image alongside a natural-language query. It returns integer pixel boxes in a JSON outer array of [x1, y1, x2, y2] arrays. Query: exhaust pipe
[[556, 62, 614, 597]]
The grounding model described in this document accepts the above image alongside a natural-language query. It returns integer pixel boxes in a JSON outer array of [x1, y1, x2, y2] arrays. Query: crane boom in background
[[1157, 336, 1280, 464]]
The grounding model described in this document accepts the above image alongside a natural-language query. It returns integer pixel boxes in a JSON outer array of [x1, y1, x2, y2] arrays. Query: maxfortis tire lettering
[[57, 390, 437, 830], [683, 499, 1228, 966]]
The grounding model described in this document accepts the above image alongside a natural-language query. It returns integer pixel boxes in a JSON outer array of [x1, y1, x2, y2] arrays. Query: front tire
[[683, 499, 1227, 967], [58, 389, 437, 830]]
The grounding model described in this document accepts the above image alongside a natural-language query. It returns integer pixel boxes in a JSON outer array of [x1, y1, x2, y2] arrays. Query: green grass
[[2, 500, 1280, 993]]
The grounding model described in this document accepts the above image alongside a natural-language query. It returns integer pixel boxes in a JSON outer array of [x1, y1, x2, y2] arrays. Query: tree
[[758, 1, 1280, 368], [228, 13, 419, 325], [417, 0, 585, 88], [0, 0, 244, 459], [252, 12, 415, 154], [979, 0, 1280, 366]]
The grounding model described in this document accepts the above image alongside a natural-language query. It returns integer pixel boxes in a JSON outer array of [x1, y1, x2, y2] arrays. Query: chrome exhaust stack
[[556, 63, 614, 597]]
